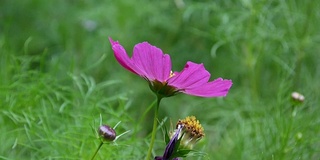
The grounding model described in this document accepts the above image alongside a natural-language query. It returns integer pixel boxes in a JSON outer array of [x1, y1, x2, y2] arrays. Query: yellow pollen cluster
[[177, 116, 205, 139], [169, 71, 175, 78]]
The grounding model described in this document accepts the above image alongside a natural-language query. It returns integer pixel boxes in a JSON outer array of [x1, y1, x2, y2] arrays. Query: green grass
[[1, 0, 320, 159]]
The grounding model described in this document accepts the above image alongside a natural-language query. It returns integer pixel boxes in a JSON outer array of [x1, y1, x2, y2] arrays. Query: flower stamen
[[175, 116, 204, 149], [169, 71, 175, 78]]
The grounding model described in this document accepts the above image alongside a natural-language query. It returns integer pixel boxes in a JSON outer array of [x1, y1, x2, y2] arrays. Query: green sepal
[[171, 149, 193, 158], [164, 125, 170, 144]]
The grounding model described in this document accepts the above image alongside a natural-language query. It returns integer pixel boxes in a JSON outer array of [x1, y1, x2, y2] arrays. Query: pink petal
[[109, 38, 138, 74], [132, 42, 171, 81], [109, 37, 152, 77], [167, 62, 210, 89], [183, 78, 232, 97]]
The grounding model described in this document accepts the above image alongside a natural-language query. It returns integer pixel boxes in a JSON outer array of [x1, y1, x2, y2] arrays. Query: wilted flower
[[155, 116, 205, 160], [176, 116, 204, 149], [109, 38, 232, 98]]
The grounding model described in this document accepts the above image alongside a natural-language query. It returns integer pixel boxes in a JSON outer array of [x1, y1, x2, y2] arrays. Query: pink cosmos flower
[[109, 37, 232, 98]]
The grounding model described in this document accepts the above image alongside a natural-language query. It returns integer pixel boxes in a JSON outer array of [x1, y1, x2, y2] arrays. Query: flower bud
[[99, 125, 116, 141], [155, 124, 184, 160], [291, 92, 305, 103]]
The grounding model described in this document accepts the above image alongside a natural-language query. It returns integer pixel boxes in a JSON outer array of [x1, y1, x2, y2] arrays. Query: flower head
[[155, 116, 205, 160], [109, 38, 232, 98], [176, 116, 204, 149]]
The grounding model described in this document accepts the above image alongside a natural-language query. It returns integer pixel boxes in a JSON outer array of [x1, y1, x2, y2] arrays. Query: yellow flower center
[[177, 116, 205, 139]]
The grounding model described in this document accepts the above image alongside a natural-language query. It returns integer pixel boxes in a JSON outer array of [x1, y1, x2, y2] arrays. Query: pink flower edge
[[183, 78, 233, 97], [109, 37, 171, 82]]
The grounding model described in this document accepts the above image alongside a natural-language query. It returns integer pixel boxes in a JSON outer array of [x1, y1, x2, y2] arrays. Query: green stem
[[132, 100, 157, 138], [279, 105, 295, 159], [146, 96, 162, 160], [91, 141, 104, 160]]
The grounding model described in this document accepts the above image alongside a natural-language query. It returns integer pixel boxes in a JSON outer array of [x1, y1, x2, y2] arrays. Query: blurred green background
[[1, 0, 320, 159]]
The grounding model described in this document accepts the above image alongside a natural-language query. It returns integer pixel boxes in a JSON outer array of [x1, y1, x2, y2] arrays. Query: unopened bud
[[291, 92, 305, 103], [99, 125, 116, 141]]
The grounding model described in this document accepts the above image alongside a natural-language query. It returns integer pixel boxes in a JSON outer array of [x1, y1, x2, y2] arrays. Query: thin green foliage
[[1, 0, 320, 159]]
